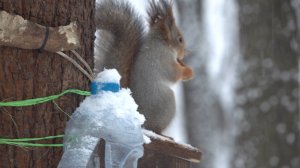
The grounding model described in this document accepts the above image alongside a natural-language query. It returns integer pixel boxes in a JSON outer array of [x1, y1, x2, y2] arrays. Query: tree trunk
[[235, 0, 299, 167], [176, 1, 225, 168], [0, 0, 95, 167]]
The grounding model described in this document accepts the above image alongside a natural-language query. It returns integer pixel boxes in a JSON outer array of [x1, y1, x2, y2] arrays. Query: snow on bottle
[[58, 69, 146, 168]]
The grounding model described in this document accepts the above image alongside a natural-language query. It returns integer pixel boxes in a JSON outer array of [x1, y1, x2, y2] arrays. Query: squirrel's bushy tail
[[94, 0, 144, 87]]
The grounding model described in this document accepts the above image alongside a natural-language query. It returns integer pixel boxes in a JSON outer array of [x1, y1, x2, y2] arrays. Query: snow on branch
[[0, 10, 80, 52]]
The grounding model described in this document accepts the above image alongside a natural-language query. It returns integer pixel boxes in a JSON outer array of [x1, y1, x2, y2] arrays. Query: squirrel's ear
[[150, 15, 161, 25], [147, 0, 174, 26], [147, 0, 160, 26]]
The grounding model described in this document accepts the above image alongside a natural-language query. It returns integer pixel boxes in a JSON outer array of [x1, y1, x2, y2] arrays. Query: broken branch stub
[[0, 10, 80, 52]]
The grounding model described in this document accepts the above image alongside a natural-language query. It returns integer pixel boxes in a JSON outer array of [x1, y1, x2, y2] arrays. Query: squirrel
[[94, 0, 193, 133]]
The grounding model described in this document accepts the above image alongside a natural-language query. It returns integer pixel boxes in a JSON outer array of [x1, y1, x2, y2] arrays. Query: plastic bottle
[[58, 69, 145, 168]]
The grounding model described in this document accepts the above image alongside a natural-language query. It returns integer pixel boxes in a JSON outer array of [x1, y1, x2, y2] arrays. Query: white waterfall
[[203, 0, 241, 168]]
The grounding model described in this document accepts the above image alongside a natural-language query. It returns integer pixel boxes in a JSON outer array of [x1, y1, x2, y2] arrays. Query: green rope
[[0, 135, 64, 147], [0, 89, 91, 147], [0, 89, 91, 107], [0, 135, 64, 142]]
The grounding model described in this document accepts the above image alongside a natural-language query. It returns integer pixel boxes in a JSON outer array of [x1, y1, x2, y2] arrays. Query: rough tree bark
[[0, 0, 95, 167]]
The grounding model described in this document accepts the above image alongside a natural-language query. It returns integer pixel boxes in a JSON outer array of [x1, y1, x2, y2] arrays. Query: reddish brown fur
[[174, 61, 193, 81], [148, 0, 192, 82]]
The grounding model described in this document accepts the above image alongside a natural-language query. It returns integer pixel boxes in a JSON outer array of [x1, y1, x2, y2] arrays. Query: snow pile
[[94, 68, 121, 83], [58, 69, 145, 168]]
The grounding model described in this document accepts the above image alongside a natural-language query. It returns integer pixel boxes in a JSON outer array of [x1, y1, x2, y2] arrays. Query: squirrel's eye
[[178, 36, 183, 43]]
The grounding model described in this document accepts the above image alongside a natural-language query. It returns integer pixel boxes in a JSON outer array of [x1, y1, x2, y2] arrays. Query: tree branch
[[0, 10, 80, 52], [143, 130, 202, 163]]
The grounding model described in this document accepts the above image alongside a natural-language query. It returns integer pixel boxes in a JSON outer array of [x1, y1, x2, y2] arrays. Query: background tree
[[176, 1, 226, 168], [235, 0, 299, 167], [177, 0, 299, 168], [0, 0, 95, 167]]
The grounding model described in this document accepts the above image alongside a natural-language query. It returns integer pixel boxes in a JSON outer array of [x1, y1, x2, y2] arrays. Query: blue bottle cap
[[90, 82, 120, 95]]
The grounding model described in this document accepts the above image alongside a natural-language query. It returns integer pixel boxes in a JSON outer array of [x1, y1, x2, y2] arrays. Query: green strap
[[0, 89, 91, 107], [0, 135, 64, 147], [0, 89, 91, 147], [1, 141, 63, 147], [0, 135, 64, 142]]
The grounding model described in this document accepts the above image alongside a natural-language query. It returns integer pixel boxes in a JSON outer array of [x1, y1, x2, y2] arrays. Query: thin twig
[[1, 108, 20, 138], [56, 51, 93, 81], [71, 50, 94, 79], [52, 100, 72, 120]]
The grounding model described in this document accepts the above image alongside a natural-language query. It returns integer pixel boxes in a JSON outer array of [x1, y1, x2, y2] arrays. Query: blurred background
[[0, 0, 298, 167], [131, 0, 300, 168]]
